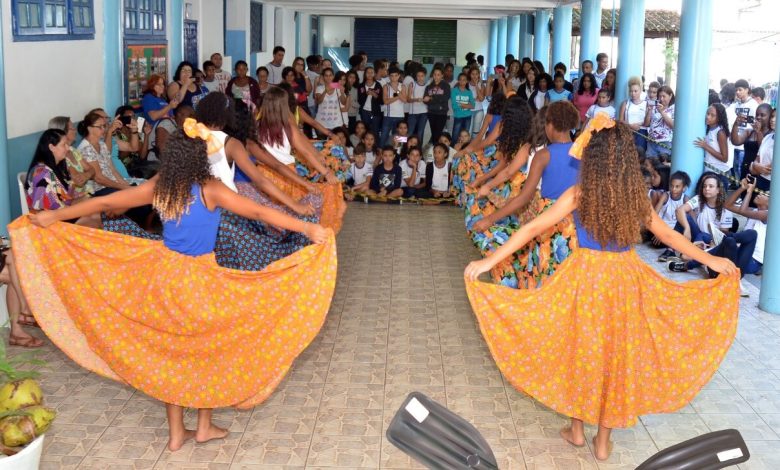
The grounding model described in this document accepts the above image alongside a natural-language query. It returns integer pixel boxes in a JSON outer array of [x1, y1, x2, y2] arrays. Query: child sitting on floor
[[361, 130, 380, 167], [656, 171, 691, 260], [367, 146, 403, 198], [426, 143, 452, 198], [399, 146, 427, 197], [347, 143, 373, 194]]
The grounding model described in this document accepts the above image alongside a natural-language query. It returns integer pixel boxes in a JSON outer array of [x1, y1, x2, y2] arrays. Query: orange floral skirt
[[256, 164, 346, 233], [466, 248, 739, 428], [9, 217, 337, 409]]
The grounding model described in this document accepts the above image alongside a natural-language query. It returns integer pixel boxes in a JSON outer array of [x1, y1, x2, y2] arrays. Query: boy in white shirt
[[347, 143, 373, 194], [731, 79, 759, 185], [583, 89, 616, 129], [210, 53, 232, 93], [655, 171, 691, 261], [399, 146, 427, 197]]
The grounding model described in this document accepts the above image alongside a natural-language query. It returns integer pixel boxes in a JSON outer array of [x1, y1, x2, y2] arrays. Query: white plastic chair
[[17, 171, 29, 215]]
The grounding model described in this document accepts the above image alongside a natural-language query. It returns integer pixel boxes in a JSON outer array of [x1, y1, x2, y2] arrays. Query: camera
[[119, 115, 133, 126], [646, 99, 657, 106], [393, 92, 399, 97], [747, 116, 755, 124]]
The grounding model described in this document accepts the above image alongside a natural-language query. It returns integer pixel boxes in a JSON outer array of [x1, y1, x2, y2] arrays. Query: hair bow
[[182, 118, 223, 155], [569, 112, 615, 160]]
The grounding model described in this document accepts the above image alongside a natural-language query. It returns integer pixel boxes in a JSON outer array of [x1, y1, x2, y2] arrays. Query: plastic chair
[[17, 172, 29, 215], [386, 392, 498, 469]]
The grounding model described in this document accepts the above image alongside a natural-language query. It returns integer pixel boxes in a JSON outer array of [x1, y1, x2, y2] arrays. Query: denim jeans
[[646, 139, 672, 160], [675, 215, 757, 277], [407, 113, 428, 142], [451, 116, 473, 142], [380, 116, 403, 147], [731, 149, 745, 185]]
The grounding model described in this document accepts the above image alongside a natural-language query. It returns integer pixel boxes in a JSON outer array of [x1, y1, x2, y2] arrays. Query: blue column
[[760, 80, 780, 313], [670, 0, 713, 198], [103, 0, 123, 113], [551, 6, 572, 72], [518, 14, 533, 59], [507, 16, 520, 59], [579, 0, 601, 68], [615, 0, 645, 106], [489, 20, 498, 72], [533, 10, 550, 71], [497, 17, 508, 67], [0, 7, 10, 233], [170, 0, 184, 72]]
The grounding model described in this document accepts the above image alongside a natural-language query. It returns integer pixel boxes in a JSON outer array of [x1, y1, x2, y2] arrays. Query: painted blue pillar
[[507, 16, 521, 60], [551, 6, 572, 72], [497, 17, 508, 67], [615, 0, 645, 107], [533, 10, 550, 71], [0, 7, 10, 234], [760, 72, 780, 313], [489, 20, 498, 73], [518, 14, 533, 59], [103, 0, 123, 113], [579, 0, 601, 68], [670, 0, 713, 198], [170, 0, 184, 74]]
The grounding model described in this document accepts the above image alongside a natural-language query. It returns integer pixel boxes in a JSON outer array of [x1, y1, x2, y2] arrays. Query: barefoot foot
[[560, 427, 585, 447], [167, 429, 196, 451], [195, 424, 229, 444], [592, 436, 614, 461]]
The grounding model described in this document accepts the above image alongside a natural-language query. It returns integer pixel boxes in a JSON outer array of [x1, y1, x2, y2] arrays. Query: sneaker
[[657, 249, 676, 263], [740, 280, 750, 297], [668, 258, 688, 272]]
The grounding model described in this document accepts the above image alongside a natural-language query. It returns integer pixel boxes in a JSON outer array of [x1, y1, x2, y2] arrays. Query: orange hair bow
[[569, 112, 615, 160], [182, 118, 224, 155]]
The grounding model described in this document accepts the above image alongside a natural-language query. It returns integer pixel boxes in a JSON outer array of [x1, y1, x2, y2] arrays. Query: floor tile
[[306, 435, 380, 468]]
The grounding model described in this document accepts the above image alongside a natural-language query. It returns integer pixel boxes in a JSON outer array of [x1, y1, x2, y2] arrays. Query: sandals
[[9, 334, 44, 348], [18, 314, 40, 328]]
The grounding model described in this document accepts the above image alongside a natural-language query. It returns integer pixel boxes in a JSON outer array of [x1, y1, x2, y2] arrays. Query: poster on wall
[[126, 44, 168, 108]]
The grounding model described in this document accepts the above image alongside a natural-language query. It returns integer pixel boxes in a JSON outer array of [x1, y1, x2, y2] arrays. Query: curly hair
[[578, 122, 651, 248], [498, 96, 533, 160], [195, 92, 235, 130], [528, 106, 549, 148], [695, 172, 726, 221], [487, 91, 507, 116], [153, 130, 212, 222], [545, 101, 580, 132]]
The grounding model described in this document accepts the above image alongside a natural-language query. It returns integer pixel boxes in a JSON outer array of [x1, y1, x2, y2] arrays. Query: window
[[124, 0, 166, 39], [250, 2, 263, 53], [12, 0, 94, 41]]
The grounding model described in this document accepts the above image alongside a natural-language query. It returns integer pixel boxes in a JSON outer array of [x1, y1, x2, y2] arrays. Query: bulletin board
[[126, 43, 168, 109]]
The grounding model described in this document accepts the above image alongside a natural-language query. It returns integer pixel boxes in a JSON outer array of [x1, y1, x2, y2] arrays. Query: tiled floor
[[10, 202, 780, 469]]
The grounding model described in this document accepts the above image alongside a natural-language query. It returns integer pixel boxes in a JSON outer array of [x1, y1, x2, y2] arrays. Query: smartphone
[[136, 116, 146, 131], [396, 136, 408, 143], [646, 99, 657, 106], [119, 115, 132, 126], [747, 174, 756, 184], [329, 82, 340, 90], [747, 116, 755, 124]]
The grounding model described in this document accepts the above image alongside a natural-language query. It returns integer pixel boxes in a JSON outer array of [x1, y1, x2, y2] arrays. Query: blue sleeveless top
[[574, 212, 630, 252], [162, 184, 222, 256], [540, 142, 580, 200], [234, 155, 256, 183], [487, 114, 502, 135]]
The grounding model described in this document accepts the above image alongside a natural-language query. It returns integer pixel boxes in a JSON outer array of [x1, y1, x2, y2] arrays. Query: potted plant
[[0, 338, 55, 469]]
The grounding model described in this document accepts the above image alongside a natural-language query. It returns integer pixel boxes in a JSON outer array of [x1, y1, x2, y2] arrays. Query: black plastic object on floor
[[636, 429, 749, 469], [386, 392, 499, 469]]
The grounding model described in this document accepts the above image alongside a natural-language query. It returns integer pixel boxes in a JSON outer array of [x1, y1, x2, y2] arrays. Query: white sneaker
[[739, 279, 750, 297]]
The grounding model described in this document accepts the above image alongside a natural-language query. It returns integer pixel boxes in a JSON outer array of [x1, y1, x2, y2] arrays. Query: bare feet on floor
[[560, 427, 585, 447], [167, 429, 196, 451], [196, 424, 229, 443], [592, 435, 614, 461]]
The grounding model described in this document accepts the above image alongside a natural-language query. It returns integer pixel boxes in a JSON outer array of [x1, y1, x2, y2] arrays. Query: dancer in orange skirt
[[465, 117, 739, 460], [11, 129, 335, 451]]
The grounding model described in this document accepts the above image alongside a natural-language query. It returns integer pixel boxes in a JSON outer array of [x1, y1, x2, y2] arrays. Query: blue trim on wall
[[0, 7, 10, 234], [169, 0, 184, 71], [226, 29, 246, 67], [104, 0, 123, 114], [6, 132, 43, 222]]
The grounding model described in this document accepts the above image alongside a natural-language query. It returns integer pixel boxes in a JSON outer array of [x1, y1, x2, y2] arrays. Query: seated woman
[[167, 61, 208, 109], [109, 105, 157, 179], [48, 116, 96, 197], [726, 177, 768, 277], [142, 74, 179, 127], [26, 129, 82, 210], [1, 249, 42, 347]]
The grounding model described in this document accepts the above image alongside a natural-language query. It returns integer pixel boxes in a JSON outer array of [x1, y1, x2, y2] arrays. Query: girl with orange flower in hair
[[472, 101, 581, 288], [465, 116, 739, 460], [12, 128, 335, 452]]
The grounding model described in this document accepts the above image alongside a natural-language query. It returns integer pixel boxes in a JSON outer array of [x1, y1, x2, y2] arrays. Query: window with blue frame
[[124, 0, 166, 39], [12, 0, 94, 41]]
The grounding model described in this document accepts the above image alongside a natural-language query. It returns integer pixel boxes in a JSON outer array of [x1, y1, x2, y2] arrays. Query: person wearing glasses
[[77, 111, 131, 195]]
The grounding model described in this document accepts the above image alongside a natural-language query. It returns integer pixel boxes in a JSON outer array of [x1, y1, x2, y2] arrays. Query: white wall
[[1, 2, 106, 138], [397, 19, 414, 61], [196, 0, 225, 64], [321, 16, 351, 49], [457, 20, 489, 66]]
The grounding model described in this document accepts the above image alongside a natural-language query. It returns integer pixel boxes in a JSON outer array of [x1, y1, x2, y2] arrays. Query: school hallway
[[21, 202, 780, 469]]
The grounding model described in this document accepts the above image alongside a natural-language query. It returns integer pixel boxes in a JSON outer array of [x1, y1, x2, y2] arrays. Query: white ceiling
[[272, 0, 581, 20]]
